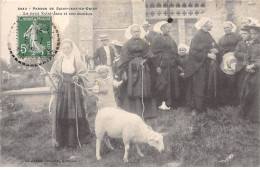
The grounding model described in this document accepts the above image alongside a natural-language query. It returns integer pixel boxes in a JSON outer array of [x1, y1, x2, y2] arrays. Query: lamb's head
[[147, 132, 164, 153]]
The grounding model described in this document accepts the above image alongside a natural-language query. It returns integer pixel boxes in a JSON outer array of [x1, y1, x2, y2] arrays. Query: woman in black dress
[[115, 24, 157, 119], [50, 39, 92, 149], [184, 17, 220, 114], [151, 21, 182, 110], [218, 21, 242, 106]]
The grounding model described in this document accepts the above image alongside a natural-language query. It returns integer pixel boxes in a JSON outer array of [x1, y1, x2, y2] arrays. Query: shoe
[[158, 101, 171, 110], [189, 125, 195, 134]]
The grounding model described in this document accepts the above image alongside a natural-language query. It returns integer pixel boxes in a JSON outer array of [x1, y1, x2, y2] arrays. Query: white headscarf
[[124, 24, 146, 40], [178, 43, 190, 53], [59, 39, 82, 73], [223, 21, 237, 32], [59, 39, 81, 61], [195, 17, 211, 30], [154, 21, 168, 34], [243, 17, 259, 26]]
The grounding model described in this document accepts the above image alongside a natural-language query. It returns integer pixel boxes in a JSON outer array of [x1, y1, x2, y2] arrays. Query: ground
[[0, 95, 259, 167]]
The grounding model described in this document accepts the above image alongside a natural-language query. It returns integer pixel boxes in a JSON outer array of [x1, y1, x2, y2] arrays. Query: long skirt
[[114, 81, 127, 108], [218, 70, 240, 106], [122, 96, 157, 120], [237, 68, 247, 100], [240, 70, 260, 123], [186, 59, 218, 112], [121, 57, 157, 119], [179, 77, 187, 107], [155, 63, 171, 107], [170, 64, 180, 107], [56, 73, 91, 148]]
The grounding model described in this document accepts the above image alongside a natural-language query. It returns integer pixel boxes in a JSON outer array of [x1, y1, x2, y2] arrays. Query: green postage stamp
[[18, 16, 52, 58]]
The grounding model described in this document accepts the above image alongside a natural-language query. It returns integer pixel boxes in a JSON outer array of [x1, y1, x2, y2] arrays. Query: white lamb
[[95, 107, 164, 163]]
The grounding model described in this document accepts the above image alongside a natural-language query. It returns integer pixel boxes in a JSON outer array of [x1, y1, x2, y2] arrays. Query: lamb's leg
[[96, 131, 105, 161], [96, 138, 102, 160], [123, 142, 130, 163], [104, 136, 114, 150], [135, 144, 144, 157]]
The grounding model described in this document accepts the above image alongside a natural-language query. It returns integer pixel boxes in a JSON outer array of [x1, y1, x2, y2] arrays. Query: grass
[[0, 96, 259, 167]]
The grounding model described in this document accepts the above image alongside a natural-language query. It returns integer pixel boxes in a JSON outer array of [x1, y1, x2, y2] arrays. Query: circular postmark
[[7, 16, 60, 67]]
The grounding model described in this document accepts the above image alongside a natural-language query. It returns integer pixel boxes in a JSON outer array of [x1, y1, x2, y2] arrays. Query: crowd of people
[[112, 17, 259, 122], [49, 17, 260, 149]]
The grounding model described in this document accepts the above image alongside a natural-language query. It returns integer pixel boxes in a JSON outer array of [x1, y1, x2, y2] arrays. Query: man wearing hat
[[92, 34, 116, 67], [143, 21, 157, 46]]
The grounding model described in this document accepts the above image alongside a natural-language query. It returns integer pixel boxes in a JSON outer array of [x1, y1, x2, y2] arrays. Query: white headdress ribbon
[[154, 21, 168, 34], [224, 21, 237, 32], [195, 17, 211, 30]]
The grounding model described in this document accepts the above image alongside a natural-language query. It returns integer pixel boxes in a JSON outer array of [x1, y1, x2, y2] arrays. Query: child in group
[[234, 26, 251, 99], [178, 43, 189, 106]]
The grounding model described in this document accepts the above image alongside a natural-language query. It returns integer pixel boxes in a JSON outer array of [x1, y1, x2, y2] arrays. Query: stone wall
[[62, 0, 146, 57], [92, 0, 132, 52], [93, 0, 146, 54]]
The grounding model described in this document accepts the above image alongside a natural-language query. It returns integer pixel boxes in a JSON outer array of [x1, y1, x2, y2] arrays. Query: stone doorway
[[145, 0, 206, 45]]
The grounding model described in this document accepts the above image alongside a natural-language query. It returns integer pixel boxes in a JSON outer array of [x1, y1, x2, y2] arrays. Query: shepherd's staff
[[38, 65, 57, 114], [38, 64, 59, 147]]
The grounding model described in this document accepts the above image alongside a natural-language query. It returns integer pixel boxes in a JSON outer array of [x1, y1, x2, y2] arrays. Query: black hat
[[240, 26, 250, 32], [245, 24, 260, 32]]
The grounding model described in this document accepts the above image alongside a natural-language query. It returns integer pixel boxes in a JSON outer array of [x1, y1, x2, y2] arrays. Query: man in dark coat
[[92, 34, 116, 67], [143, 21, 158, 46]]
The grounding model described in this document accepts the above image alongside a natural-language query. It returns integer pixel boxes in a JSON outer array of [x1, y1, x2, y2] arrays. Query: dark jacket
[[144, 30, 158, 45], [218, 32, 242, 57], [234, 40, 250, 61], [184, 29, 220, 78], [92, 46, 115, 66]]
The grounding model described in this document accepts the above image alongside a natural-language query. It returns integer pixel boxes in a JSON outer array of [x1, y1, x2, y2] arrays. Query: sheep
[[95, 107, 164, 163]]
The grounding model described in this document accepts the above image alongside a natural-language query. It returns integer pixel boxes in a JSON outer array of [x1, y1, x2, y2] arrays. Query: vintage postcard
[[1, 0, 260, 167]]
